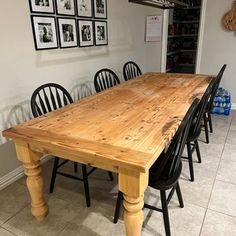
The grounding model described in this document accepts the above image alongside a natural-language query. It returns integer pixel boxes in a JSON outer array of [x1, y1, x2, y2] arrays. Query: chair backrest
[[216, 64, 227, 87], [192, 79, 215, 136], [123, 61, 142, 81], [208, 64, 227, 111], [31, 83, 73, 118], [165, 98, 200, 178], [94, 68, 120, 93]]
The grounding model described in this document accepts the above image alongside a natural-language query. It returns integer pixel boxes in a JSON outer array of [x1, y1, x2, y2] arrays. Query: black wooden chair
[[123, 61, 142, 81], [203, 64, 227, 144], [182, 79, 215, 181], [94, 69, 120, 93], [30, 83, 113, 207], [113, 99, 200, 236]]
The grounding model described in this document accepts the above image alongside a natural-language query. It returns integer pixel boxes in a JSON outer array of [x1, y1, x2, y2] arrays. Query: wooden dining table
[[2, 72, 213, 236]]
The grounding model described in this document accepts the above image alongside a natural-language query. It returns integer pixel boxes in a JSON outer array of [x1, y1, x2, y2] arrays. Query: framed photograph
[[77, 0, 93, 18], [31, 16, 58, 50], [57, 18, 78, 48], [29, 0, 55, 14], [55, 0, 76, 16], [78, 20, 94, 47], [94, 0, 107, 19], [94, 21, 107, 46]]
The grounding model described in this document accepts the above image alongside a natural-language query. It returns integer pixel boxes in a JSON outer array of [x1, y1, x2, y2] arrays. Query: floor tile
[[231, 111, 236, 121], [59, 188, 125, 236], [216, 159, 236, 185], [209, 180, 236, 217], [221, 143, 236, 162], [226, 130, 236, 145], [201, 209, 236, 236], [59, 223, 101, 236], [199, 131, 227, 146], [3, 197, 81, 236], [198, 141, 224, 160], [179, 174, 214, 208], [179, 152, 219, 208], [229, 114, 236, 131], [211, 114, 232, 125], [0, 182, 30, 226], [142, 201, 206, 236], [52, 168, 118, 207], [61, 211, 126, 236], [0, 228, 16, 236]]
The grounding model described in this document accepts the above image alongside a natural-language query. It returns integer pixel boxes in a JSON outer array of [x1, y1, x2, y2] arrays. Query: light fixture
[[129, 0, 189, 9]]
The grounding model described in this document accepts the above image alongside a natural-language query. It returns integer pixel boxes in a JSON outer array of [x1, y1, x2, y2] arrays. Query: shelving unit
[[166, 0, 202, 73], [168, 34, 198, 38]]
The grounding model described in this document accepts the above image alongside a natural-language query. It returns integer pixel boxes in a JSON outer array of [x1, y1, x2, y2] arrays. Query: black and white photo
[[77, 0, 93, 18], [29, 0, 55, 14], [31, 16, 58, 50], [55, 0, 75, 16], [78, 20, 94, 47], [94, 21, 107, 46], [57, 18, 78, 48], [94, 0, 107, 19]]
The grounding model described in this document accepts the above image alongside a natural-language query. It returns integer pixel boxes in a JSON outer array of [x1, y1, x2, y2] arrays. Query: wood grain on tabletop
[[2, 72, 213, 173]]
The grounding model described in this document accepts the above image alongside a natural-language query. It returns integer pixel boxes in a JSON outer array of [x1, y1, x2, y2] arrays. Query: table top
[[3, 73, 213, 173]]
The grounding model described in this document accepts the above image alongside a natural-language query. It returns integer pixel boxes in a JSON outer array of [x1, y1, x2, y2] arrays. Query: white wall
[[0, 0, 162, 179], [199, 0, 236, 103]]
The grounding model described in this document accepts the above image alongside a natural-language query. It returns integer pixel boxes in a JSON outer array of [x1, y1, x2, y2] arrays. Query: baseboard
[[0, 156, 52, 191], [231, 103, 236, 110]]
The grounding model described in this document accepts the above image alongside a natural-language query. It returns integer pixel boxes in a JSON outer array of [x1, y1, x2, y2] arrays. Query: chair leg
[[114, 191, 123, 224], [49, 157, 59, 194], [81, 164, 91, 207], [176, 182, 184, 208], [187, 142, 194, 182], [204, 113, 210, 144], [160, 190, 171, 236], [108, 171, 114, 181], [208, 112, 213, 133], [74, 162, 78, 173], [194, 140, 202, 164]]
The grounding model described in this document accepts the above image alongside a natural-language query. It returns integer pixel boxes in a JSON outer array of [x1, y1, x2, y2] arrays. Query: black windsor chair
[[123, 61, 142, 81], [203, 64, 227, 144], [94, 69, 120, 93], [31, 83, 113, 207], [113, 99, 200, 236], [182, 79, 215, 181]]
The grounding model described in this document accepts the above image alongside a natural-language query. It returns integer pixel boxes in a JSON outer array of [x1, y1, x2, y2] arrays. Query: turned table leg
[[15, 140, 48, 221], [119, 169, 148, 236]]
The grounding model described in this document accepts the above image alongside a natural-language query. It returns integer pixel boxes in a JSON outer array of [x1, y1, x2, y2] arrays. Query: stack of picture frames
[[29, 0, 108, 50]]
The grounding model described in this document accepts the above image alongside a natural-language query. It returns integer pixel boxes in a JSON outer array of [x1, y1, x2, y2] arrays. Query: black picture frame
[[78, 19, 94, 47], [31, 15, 59, 50], [29, 0, 55, 14], [94, 20, 108, 46], [94, 0, 107, 19], [57, 17, 78, 48], [55, 0, 76, 16], [77, 0, 93, 18]]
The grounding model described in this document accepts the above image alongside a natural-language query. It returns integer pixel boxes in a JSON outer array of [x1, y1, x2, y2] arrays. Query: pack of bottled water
[[212, 88, 231, 116]]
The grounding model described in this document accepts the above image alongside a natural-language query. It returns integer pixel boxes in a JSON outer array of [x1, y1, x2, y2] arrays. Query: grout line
[[57, 223, 70, 236], [213, 178, 236, 187], [207, 208, 236, 219], [2, 203, 30, 227], [198, 114, 233, 236], [0, 226, 18, 236]]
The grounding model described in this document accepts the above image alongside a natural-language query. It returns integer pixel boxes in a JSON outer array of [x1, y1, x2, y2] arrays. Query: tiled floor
[[0, 111, 236, 236]]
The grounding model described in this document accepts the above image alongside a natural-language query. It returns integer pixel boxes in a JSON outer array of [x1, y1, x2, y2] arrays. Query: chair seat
[[149, 153, 182, 190], [188, 126, 201, 142]]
